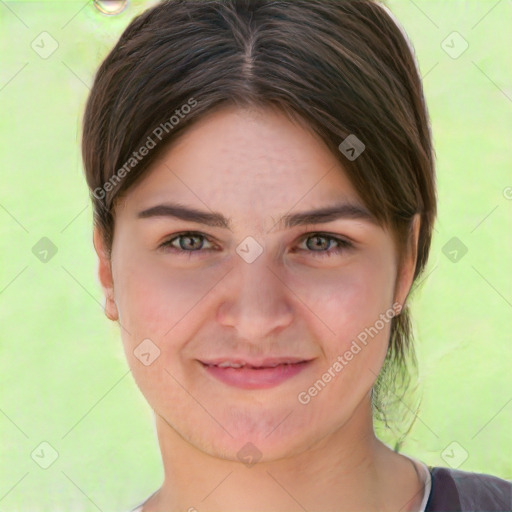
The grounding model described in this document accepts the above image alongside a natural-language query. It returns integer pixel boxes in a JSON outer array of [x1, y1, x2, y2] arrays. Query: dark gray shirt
[[425, 466, 512, 511], [129, 465, 511, 512]]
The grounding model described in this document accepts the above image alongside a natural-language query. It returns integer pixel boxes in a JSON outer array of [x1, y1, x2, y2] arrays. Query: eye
[[158, 232, 217, 257], [158, 231, 353, 259], [296, 233, 353, 258]]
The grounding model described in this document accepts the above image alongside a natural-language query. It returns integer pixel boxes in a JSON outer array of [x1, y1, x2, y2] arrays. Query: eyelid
[[158, 231, 218, 251], [158, 230, 355, 257], [294, 232, 354, 255], [297, 231, 354, 245]]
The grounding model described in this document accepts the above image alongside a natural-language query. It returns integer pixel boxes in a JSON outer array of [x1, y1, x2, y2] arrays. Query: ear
[[93, 227, 119, 322], [393, 214, 421, 312]]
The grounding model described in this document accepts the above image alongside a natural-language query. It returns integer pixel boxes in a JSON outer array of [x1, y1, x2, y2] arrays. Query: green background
[[1, 1, 511, 510]]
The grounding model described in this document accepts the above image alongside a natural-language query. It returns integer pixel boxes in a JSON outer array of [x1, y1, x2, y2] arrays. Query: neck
[[143, 396, 424, 512]]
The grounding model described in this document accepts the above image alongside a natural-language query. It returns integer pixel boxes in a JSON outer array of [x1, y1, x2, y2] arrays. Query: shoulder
[[126, 489, 158, 512], [425, 466, 511, 512]]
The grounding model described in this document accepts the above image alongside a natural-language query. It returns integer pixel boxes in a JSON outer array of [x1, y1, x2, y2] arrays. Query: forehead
[[118, 106, 364, 225]]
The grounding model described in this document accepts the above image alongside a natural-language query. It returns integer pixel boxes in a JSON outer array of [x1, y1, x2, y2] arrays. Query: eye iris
[[307, 235, 331, 251], [180, 234, 203, 251]]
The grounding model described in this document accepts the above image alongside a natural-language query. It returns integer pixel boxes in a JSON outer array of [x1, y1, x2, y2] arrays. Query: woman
[[81, 1, 511, 510]]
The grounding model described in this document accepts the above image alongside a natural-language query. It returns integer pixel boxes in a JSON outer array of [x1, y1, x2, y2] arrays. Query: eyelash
[[158, 231, 353, 259]]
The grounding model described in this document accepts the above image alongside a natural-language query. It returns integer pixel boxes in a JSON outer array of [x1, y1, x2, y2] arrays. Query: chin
[[192, 410, 316, 464]]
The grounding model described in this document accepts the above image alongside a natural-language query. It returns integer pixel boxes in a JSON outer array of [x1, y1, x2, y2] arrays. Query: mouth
[[198, 358, 314, 389]]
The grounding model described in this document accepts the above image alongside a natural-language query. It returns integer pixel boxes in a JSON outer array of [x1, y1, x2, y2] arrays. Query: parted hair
[[81, 0, 437, 440]]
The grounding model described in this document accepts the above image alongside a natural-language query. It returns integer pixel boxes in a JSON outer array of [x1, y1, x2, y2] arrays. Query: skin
[[93, 105, 423, 512]]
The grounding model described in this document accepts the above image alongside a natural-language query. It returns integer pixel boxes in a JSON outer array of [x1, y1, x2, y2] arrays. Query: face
[[94, 105, 418, 461]]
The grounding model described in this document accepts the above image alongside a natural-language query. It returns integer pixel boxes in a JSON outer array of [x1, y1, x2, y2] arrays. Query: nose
[[216, 257, 294, 340]]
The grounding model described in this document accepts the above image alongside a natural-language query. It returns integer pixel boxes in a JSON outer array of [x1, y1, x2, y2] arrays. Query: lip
[[199, 359, 314, 390], [199, 356, 309, 368]]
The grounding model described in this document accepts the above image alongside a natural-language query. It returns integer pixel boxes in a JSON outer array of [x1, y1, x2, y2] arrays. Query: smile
[[199, 360, 313, 389]]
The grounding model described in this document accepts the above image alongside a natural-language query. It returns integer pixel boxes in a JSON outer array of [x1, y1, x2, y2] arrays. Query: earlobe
[[92, 227, 119, 322], [103, 292, 119, 322]]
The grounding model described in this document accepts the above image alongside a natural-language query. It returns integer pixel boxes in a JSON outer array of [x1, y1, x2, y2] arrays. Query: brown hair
[[81, 0, 437, 440]]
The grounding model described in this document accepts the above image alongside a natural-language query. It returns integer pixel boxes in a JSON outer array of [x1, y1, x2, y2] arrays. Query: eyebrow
[[137, 202, 377, 231]]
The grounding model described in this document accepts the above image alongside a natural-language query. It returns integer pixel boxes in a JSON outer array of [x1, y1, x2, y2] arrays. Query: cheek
[[287, 268, 395, 429], [113, 257, 216, 406], [290, 257, 395, 336], [113, 254, 220, 342], [287, 255, 396, 394]]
